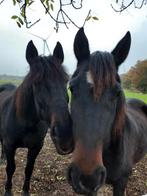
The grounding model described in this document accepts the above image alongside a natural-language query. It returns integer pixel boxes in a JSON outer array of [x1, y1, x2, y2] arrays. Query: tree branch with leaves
[[0, 0, 98, 31], [112, 0, 147, 12]]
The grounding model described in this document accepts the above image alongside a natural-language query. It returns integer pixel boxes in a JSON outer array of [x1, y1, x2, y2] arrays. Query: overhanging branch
[[0, 0, 5, 5], [111, 0, 146, 12]]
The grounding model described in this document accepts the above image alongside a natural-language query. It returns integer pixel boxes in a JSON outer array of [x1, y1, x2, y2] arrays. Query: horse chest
[[104, 152, 126, 183]]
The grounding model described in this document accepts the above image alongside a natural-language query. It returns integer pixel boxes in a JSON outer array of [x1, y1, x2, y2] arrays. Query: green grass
[[124, 89, 147, 103], [0, 79, 21, 86], [0, 79, 146, 104], [68, 89, 147, 104]]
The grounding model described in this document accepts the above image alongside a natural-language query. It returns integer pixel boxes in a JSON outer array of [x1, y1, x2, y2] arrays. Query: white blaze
[[86, 71, 94, 85]]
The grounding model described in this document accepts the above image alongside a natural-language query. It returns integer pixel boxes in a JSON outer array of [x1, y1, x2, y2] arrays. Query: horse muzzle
[[50, 125, 74, 155], [67, 163, 106, 195]]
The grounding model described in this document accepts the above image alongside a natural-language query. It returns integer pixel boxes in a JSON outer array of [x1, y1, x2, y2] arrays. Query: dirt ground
[[0, 133, 147, 196]]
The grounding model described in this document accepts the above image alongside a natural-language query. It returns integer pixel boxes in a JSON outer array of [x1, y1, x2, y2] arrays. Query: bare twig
[[40, 0, 71, 32], [111, 0, 146, 12], [111, 0, 134, 12], [62, 0, 72, 6], [134, 0, 147, 9], [40, 0, 80, 31], [21, 0, 41, 28], [60, 10, 69, 29], [71, 0, 83, 9], [0, 0, 5, 5], [82, 9, 91, 27], [5, 0, 84, 30], [62, 10, 80, 28], [40, 0, 59, 23], [55, 0, 69, 31]]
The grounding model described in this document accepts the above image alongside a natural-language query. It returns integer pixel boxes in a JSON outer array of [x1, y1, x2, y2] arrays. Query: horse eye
[[88, 84, 93, 94], [69, 85, 75, 94], [66, 92, 69, 103], [113, 88, 122, 98], [115, 90, 121, 97], [111, 86, 122, 101], [69, 86, 73, 93]]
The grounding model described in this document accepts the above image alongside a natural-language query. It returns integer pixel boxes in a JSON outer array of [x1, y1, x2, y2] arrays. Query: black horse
[[0, 41, 73, 196], [67, 28, 147, 196]]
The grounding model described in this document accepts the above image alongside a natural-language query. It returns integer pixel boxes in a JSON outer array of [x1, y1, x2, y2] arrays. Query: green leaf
[[50, 0, 54, 2], [12, 0, 16, 5], [45, 0, 49, 8], [11, 15, 18, 19], [28, 1, 34, 6], [92, 16, 99, 20], [50, 3, 54, 11], [21, 8, 25, 17], [16, 22, 21, 28], [86, 16, 91, 21], [26, 0, 29, 4], [18, 17, 24, 25]]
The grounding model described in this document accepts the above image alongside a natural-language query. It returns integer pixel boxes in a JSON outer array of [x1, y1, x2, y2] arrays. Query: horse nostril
[[51, 126, 59, 138], [79, 166, 106, 193], [94, 166, 106, 191], [67, 163, 80, 184], [99, 168, 106, 185]]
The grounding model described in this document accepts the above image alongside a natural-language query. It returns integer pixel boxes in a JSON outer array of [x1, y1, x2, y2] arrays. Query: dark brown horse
[[67, 28, 147, 196], [0, 41, 73, 196]]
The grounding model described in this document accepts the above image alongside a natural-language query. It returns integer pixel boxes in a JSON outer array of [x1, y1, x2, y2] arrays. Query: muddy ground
[[0, 133, 147, 196]]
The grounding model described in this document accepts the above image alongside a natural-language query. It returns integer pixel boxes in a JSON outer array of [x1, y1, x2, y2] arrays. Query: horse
[[0, 40, 74, 196], [67, 28, 147, 196]]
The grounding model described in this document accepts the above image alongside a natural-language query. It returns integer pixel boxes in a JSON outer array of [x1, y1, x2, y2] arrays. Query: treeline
[[122, 60, 147, 93]]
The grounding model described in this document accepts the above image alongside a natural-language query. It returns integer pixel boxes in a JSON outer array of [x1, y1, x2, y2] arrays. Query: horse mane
[[25, 55, 68, 84], [112, 93, 126, 140], [89, 51, 125, 139], [89, 51, 116, 100], [15, 55, 68, 124]]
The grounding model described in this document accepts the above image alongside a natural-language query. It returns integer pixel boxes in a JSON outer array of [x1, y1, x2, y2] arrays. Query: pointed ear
[[112, 31, 131, 70], [53, 42, 64, 64], [26, 40, 38, 64], [74, 27, 90, 63]]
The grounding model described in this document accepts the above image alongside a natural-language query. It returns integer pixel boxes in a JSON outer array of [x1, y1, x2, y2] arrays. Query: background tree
[[122, 60, 147, 93]]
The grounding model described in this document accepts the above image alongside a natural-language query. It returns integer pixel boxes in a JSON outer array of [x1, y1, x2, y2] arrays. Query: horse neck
[[15, 82, 38, 126]]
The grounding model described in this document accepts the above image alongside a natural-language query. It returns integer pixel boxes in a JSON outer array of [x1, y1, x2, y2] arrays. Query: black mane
[[24, 55, 68, 85]]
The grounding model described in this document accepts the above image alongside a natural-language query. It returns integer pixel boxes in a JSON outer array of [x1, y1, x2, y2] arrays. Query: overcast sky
[[0, 0, 147, 76]]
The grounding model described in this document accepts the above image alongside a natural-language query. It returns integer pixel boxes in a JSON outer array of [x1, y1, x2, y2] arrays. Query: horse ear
[[74, 27, 90, 63], [111, 31, 131, 70], [53, 42, 64, 64], [26, 40, 38, 64]]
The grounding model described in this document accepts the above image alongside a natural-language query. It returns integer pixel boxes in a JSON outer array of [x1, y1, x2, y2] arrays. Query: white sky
[[0, 0, 147, 76]]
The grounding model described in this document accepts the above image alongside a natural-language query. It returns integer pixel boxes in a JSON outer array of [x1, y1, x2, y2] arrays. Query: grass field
[[0, 79, 21, 86], [124, 89, 147, 103], [0, 78, 146, 104], [68, 89, 147, 103], [0, 75, 22, 86]]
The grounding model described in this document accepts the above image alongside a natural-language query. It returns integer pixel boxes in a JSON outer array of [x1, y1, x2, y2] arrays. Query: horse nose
[[67, 163, 106, 194]]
